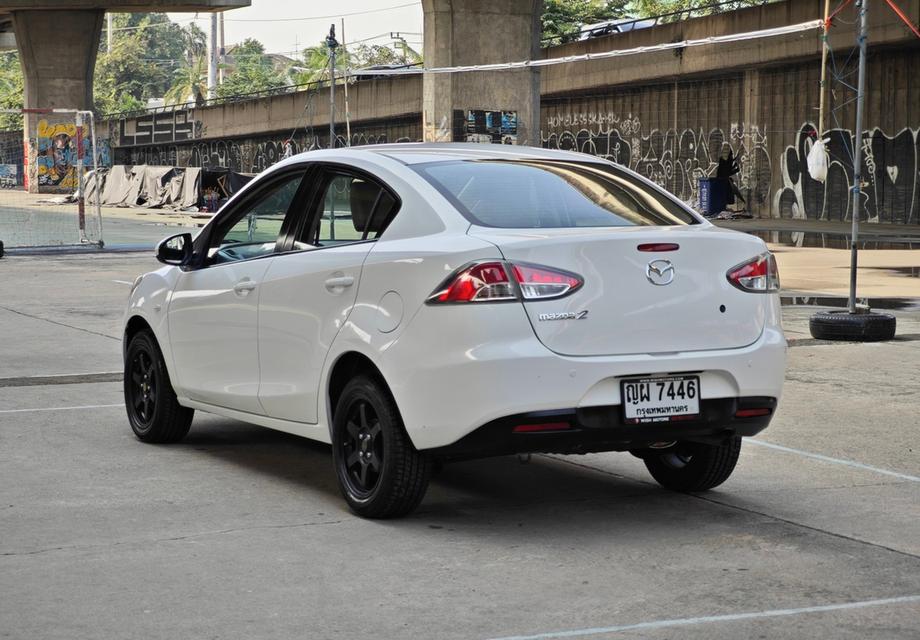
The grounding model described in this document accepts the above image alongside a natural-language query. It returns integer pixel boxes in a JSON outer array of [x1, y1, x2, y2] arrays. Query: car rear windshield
[[415, 159, 699, 228]]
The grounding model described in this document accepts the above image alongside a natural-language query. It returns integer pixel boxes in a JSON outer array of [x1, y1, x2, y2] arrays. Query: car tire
[[643, 437, 741, 492], [124, 330, 193, 443], [332, 375, 431, 518], [809, 310, 896, 342]]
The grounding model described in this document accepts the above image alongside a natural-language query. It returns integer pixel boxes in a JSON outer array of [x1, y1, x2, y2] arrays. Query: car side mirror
[[156, 233, 193, 266]]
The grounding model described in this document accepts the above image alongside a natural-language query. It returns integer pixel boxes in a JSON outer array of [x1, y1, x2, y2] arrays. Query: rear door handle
[[324, 275, 355, 291], [233, 279, 257, 296]]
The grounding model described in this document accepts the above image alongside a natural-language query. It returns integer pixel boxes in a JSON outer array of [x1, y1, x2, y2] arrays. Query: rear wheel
[[643, 437, 741, 492], [124, 330, 193, 443], [332, 375, 430, 518]]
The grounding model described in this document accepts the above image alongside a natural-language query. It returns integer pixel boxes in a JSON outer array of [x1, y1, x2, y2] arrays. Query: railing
[[101, 63, 423, 121], [540, 0, 783, 46]]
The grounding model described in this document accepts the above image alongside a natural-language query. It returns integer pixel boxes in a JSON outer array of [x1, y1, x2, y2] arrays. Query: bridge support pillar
[[12, 9, 104, 192], [422, 0, 542, 146]]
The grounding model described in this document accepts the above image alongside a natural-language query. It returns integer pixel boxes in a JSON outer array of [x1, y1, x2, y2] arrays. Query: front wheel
[[124, 330, 193, 443], [643, 437, 742, 492], [332, 375, 431, 518]]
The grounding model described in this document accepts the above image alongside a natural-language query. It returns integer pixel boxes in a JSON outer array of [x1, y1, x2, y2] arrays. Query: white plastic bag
[[807, 138, 828, 183]]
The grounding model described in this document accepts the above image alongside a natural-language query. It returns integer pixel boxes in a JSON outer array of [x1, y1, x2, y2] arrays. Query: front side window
[[209, 172, 304, 264], [298, 172, 399, 248], [415, 160, 698, 228]]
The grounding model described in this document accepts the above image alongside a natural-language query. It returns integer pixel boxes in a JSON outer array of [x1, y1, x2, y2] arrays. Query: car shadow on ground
[[174, 414, 751, 535]]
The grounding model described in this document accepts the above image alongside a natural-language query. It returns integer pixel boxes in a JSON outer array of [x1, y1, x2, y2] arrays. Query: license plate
[[621, 376, 700, 423]]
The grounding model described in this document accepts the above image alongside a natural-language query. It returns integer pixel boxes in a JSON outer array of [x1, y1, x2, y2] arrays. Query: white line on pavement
[[486, 594, 920, 640], [0, 403, 122, 414], [749, 439, 920, 483], [112, 280, 133, 285]]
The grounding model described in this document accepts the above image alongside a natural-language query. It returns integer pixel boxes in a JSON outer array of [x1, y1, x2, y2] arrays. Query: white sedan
[[123, 143, 786, 518]]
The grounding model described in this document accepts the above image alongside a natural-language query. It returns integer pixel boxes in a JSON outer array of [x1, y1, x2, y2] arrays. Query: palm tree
[[292, 42, 352, 86], [165, 54, 207, 106], [181, 23, 208, 64]]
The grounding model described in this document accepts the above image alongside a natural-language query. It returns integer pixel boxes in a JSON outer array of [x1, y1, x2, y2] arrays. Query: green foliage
[[628, 0, 768, 19], [216, 38, 287, 99], [165, 55, 208, 106], [542, 0, 630, 43], [0, 51, 23, 131], [94, 14, 202, 115]]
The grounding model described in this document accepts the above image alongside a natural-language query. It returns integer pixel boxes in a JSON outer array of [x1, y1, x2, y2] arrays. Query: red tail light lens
[[727, 252, 780, 293], [428, 261, 583, 304], [429, 261, 516, 303]]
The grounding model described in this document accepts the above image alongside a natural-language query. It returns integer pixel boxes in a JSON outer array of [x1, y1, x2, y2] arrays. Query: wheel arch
[[326, 351, 396, 430], [124, 314, 154, 356]]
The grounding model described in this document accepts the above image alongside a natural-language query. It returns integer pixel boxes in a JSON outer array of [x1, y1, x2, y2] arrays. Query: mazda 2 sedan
[[123, 143, 786, 518]]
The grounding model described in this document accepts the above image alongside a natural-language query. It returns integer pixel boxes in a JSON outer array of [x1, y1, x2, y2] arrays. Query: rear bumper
[[427, 396, 777, 460], [382, 302, 786, 451]]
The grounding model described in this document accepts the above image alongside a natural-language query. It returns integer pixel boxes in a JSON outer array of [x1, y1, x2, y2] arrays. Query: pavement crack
[[0, 304, 119, 341], [0, 519, 344, 558]]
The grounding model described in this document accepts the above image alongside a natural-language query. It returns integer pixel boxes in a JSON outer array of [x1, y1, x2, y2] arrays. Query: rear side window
[[415, 160, 698, 228]]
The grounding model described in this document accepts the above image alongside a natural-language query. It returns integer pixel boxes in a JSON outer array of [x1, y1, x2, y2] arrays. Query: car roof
[[346, 143, 603, 166]]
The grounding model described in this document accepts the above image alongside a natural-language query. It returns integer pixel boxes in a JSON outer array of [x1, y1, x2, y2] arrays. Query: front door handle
[[233, 279, 257, 296], [324, 275, 355, 291]]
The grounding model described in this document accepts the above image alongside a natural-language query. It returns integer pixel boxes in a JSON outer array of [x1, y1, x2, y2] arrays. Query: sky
[[168, 0, 424, 60]]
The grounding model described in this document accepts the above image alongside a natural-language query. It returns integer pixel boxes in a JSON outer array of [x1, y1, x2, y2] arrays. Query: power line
[[221, 1, 421, 23]]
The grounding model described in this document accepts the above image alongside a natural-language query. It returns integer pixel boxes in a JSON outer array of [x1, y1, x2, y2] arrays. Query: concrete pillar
[[13, 10, 103, 192], [422, 0, 542, 146]]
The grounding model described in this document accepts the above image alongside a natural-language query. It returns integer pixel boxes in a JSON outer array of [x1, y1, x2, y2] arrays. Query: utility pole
[[326, 24, 338, 149], [391, 32, 409, 64], [848, 0, 869, 314], [818, 0, 831, 137], [218, 12, 226, 86], [107, 13, 113, 53], [342, 19, 352, 145], [208, 12, 218, 101]]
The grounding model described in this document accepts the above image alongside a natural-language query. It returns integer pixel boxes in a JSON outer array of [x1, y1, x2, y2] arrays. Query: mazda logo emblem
[[646, 259, 675, 286]]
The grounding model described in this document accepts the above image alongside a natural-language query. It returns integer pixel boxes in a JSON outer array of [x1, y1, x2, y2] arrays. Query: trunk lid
[[470, 224, 771, 356]]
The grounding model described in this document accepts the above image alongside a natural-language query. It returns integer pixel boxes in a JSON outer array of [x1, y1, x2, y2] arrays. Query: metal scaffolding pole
[[848, 0, 869, 314]]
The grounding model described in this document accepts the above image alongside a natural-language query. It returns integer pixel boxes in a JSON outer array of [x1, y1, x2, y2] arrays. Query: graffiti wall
[[542, 111, 772, 210], [35, 120, 78, 189], [113, 117, 421, 174], [776, 123, 919, 225]]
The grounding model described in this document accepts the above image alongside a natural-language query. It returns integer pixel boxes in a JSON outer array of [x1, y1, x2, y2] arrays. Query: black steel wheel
[[643, 437, 742, 492], [124, 330, 193, 443], [809, 310, 896, 342], [332, 375, 430, 518]]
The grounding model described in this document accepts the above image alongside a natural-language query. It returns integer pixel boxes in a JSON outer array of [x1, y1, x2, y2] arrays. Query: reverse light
[[512, 263, 583, 300], [726, 252, 780, 293], [428, 261, 583, 304]]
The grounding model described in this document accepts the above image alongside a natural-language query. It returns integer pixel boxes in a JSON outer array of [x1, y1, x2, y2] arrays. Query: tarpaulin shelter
[[87, 165, 252, 211]]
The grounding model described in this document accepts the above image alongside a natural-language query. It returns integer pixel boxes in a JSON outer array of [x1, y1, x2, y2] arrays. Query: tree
[[293, 41, 353, 85], [542, 0, 630, 44], [94, 13, 195, 114], [628, 0, 768, 19], [0, 51, 23, 131], [165, 54, 208, 106], [217, 38, 287, 99]]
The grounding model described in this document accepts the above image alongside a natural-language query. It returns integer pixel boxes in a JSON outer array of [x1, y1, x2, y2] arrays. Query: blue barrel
[[698, 178, 729, 215]]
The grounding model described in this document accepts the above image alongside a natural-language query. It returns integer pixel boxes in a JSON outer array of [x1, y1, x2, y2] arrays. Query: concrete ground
[[1, 252, 919, 640]]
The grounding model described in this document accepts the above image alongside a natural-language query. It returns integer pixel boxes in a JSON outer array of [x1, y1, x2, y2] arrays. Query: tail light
[[726, 252, 780, 293], [428, 260, 583, 304]]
